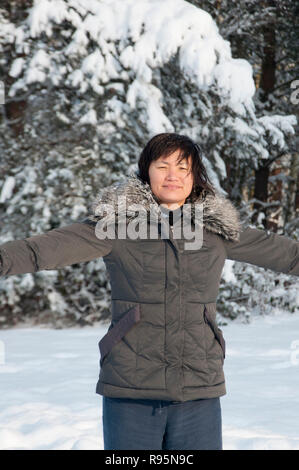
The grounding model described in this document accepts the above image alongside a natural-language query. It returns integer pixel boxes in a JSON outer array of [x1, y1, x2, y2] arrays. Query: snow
[[213, 151, 227, 179], [224, 113, 297, 159], [222, 259, 237, 284], [79, 109, 98, 125], [4, 0, 297, 153], [12, 0, 257, 117], [1, 312, 299, 450], [127, 79, 174, 134], [0, 177, 16, 203], [214, 58, 255, 116], [257, 114, 297, 149], [9, 58, 25, 78], [47, 291, 68, 316]]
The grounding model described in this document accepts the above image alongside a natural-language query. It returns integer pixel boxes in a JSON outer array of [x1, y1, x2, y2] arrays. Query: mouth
[[162, 185, 182, 190]]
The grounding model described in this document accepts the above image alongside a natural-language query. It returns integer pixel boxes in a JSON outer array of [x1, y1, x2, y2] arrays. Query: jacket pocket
[[99, 304, 140, 367], [203, 306, 226, 359]]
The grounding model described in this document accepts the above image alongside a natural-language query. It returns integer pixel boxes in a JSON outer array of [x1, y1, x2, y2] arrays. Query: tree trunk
[[253, 1, 276, 226]]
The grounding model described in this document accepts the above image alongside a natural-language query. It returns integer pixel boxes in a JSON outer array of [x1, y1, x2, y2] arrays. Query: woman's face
[[148, 150, 194, 209]]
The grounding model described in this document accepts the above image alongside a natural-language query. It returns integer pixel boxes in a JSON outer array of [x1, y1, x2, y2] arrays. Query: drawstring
[[152, 401, 163, 416], [151, 400, 181, 415]]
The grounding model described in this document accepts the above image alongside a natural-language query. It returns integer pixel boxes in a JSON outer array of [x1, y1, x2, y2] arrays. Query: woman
[[0, 133, 298, 450]]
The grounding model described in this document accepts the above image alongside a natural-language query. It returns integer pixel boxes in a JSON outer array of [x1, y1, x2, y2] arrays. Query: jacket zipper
[[164, 240, 167, 386], [165, 241, 168, 289]]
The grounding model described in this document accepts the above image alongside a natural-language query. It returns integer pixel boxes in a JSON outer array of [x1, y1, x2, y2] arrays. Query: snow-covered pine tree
[[0, 0, 297, 327], [187, 0, 299, 322], [188, 0, 299, 231]]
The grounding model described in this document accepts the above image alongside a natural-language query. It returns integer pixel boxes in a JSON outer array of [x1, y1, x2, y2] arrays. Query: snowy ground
[[0, 311, 299, 450]]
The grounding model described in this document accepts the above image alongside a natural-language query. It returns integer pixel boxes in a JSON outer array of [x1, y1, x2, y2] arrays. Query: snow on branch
[[8, 0, 256, 126]]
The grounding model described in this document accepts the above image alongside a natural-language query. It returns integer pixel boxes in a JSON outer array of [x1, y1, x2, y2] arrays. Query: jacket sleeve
[[0, 219, 112, 277], [223, 225, 299, 276]]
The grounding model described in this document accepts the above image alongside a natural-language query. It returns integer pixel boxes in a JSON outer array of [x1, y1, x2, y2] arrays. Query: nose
[[165, 167, 180, 181]]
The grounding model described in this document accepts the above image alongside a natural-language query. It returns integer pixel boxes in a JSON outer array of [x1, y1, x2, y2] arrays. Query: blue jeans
[[102, 396, 222, 450]]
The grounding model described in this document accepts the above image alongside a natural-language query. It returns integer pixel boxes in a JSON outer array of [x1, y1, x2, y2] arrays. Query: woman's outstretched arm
[[0, 218, 112, 276], [223, 225, 299, 276]]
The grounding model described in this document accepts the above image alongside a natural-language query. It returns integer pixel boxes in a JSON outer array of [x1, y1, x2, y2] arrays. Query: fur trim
[[86, 172, 241, 242]]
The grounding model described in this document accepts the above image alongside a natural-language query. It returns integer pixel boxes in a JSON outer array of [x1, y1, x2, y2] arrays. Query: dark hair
[[137, 133, 215, 201]]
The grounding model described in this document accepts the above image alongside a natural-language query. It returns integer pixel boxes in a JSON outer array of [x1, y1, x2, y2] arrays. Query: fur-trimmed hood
[[86, 172, 241, 242]]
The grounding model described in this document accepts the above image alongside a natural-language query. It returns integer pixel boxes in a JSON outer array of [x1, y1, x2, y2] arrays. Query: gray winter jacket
[[1, 174, 298, 401]]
